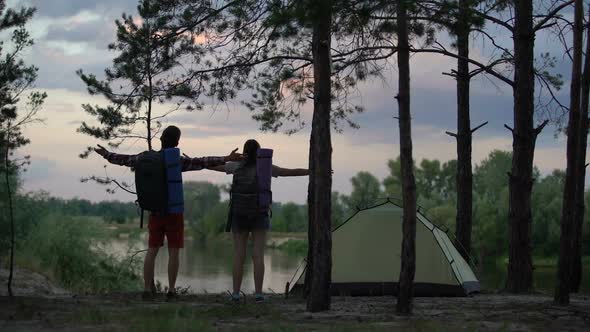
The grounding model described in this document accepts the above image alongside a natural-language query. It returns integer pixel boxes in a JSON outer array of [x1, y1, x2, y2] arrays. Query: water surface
[[109, 238, 589, 295]]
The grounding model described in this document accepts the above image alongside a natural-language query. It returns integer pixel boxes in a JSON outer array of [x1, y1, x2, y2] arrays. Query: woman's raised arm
[[271, 165, 309, 177]]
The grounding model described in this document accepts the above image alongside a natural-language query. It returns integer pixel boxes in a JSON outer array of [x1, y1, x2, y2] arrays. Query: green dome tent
[[289, 199, 480, 296]]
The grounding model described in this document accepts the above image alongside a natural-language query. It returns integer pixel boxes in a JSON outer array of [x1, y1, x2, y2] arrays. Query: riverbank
[[0, 267, 68, 297], [1, 292, 589, 331]]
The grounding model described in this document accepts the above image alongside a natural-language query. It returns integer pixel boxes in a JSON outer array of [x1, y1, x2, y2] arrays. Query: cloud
[[21, 0, 137, 19], [13, 87, 573, 204], [181, 125, 248, 139], [334, 80, 515, 145], [11, 1, 137, 92], [44, 15, 116, 49]]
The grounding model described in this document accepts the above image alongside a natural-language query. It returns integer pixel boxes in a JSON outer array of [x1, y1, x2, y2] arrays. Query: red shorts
[[148, 213, 184, 248]]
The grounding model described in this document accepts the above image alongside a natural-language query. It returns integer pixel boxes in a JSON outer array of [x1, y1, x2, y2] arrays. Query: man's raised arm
[[181, 148, 243, 172], [94, 144, 140, 168]]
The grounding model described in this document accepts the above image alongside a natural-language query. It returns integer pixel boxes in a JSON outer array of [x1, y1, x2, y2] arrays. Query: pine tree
[[305, 0, 334, 312], [77, 0, 202, 154], [446, 0, 486, 261], [556, 0, 584, 304], [0, 0, 46, 297], [571, 2, 590, 294], [394, 0, 418, 315]]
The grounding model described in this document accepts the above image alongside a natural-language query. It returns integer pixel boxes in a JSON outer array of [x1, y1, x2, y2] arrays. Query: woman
[[208, 139, 308, 302]]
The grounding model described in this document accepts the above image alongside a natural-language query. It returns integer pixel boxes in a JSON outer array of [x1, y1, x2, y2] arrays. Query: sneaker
[[254, 293, 265, 303], [229, 292, 242, 303], [166, 291, 177, 301], [142, 291, 155, 301]]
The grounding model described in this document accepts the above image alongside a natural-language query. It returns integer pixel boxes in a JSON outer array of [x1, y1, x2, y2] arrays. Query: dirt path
[[1, 292, 589, 331]]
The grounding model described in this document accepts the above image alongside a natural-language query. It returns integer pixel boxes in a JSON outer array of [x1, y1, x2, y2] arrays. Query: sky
[[6, 0, 576, 204]]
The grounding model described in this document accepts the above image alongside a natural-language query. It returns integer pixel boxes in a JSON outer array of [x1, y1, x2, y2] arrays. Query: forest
[[1, 0, 589, 325]]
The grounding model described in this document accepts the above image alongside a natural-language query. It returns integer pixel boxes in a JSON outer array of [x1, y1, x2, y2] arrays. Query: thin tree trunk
[[147, 72, 153, 150], [454, 0, 473, 261], [306, 0, 333, 313], [395, 0, 417, 315], [570, 0, 589, 294], [303, 134, 315, 299], [555, 0, 583, 305], [4, 130, 15, 298], [506, 0, 537, 293], [147, 88, 153, 150], [146, 22, 153, 151]]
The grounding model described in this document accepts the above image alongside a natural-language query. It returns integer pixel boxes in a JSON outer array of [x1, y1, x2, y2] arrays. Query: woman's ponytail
[[243, 139, 260, 166]]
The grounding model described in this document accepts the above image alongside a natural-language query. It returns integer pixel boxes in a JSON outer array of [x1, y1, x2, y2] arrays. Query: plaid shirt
[[99, 150, 226, 171]]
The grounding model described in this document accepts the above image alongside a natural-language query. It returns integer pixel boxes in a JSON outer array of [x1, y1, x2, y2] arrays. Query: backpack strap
[[135, 200, 144, 229], [140, 208, 144, 229], [255, 166, 260, 215]]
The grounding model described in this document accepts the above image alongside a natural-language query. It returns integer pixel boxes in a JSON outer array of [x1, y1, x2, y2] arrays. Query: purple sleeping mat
[[256, 148, 273, 208]]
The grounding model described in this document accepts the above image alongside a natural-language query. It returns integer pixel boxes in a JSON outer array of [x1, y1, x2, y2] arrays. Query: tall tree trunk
[[306, 0, 333, 313], [506, 0, 538, 293], [555, 0, 583, 305], [395, 0, 417, 315], [454, 0, 473, 261], [571, 0, 589, 294]]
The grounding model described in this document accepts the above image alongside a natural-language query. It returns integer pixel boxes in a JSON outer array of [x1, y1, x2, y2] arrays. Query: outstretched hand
[[94, 144, 109, 156], [225, 148, 243, 162]]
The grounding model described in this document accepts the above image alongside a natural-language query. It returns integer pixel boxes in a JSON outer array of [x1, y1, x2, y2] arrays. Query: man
[[94, 125, 242, 299]]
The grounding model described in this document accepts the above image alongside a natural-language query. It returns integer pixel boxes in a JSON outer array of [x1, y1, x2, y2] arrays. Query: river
[[109, 236, 304, 294], [108, 237, 589, 295]]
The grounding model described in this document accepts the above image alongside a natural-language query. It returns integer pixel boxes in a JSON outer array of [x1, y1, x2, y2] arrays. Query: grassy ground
[[1, 293, 589, 331]]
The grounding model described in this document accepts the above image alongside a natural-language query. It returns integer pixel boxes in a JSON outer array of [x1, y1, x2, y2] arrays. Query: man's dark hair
[[161, 126, 181, 149], [243, 139, 260, 165]]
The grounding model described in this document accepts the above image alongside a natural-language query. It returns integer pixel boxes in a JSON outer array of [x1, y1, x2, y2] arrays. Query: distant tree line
[[29, 194, 138, 224]]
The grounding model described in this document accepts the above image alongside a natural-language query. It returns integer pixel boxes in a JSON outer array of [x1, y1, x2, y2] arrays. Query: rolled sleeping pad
[[256, 148, 273, 210], [164, 148, 184, 214]]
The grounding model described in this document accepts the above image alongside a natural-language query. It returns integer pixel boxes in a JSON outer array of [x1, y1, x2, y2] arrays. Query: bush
[[18, 214, 141, 293], [277, 239, 307, 256], [1, 194, 56, 260]]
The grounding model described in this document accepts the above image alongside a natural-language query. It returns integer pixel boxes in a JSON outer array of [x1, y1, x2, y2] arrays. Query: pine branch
[[412, 43, 515, 87], [533, 0, 575, 32]]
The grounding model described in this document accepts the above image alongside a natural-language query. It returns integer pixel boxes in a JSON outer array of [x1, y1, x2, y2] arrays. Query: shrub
[[19, 214, 141, 292]]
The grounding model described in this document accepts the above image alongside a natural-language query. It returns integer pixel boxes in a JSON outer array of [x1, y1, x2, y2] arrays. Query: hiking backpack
[[226, 148, 273, 232], [134, 148, 184, 227]]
